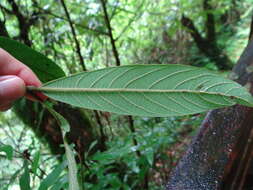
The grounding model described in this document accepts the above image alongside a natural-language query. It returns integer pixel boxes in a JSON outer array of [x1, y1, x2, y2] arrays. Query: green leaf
[[39, 162, 67, 190], [145, 148, 154, 166], [51, 175, 68, 190], [30, 65, 253, 117], [63, 142, 80, 190], [19, 161, 31, 190], [32, 151, 40, 174], [0, 37, 65, 83], [42, 102, 80, 190], [0, 145, 13, 160], [43, 102, 70, 135]]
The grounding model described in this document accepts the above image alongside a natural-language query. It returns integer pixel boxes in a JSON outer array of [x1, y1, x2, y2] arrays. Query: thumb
[[0, 75, 25, 111]]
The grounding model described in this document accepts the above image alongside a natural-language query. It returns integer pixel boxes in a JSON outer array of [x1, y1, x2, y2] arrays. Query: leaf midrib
[[27, 86, 240, 98]]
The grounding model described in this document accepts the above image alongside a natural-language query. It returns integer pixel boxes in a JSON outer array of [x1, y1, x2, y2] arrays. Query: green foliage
[[82, 115, 202, 189], [38, 162, 67, 190], [0, 0, 252, 189], [30, 64, 253, 117], [19, 161, 31, 190], [43, 102, 80, 190], [0, 144, 13, 160], [0, 37, 65, 83], [31, 151, 41, 175]]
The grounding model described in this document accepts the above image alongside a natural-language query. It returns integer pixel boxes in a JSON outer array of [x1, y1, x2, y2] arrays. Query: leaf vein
[[148, 69, 196, 89], [98, 93, 132, 114], [142, 93, 183, 114], [163, 94, 193, 112], [108, 67, 135, 88], [118, 93, 157, 115], [181, 93, 208, 109], [123, 67, 166, 88], [173, 74, 216, 89], [89, 68, 116, 88], [202, 82, 235, 92], [198, 94, 233, 106]]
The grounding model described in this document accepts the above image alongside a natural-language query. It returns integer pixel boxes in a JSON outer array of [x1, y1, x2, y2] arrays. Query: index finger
[[0, 48, 41, 87]]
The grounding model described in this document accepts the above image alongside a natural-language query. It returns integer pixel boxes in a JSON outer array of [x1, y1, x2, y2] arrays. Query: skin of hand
[[0, 48, 42, 111]]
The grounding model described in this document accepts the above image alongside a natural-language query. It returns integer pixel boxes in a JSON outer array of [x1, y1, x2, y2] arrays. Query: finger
[[0, 101, 12, 112], [0, 48, 41, 87], [0, 75, 26, 105]]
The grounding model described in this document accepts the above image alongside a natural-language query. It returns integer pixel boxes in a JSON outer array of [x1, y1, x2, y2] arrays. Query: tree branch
[[127, 116, 141, 157], [181, 14, 232, 70], [94, 111, 107, 151], [60, 0, 86, 71], [0, 20, 9, 37], [127, 116, 149, 189], [249, 14, 253, 42], [100, 0, 121, 66], [60, 0, 109, 154], [181, 15, 206, 48], [6, 0, 36, 46], [203, 0, 216, 42], [0, 4, 13, 15], [33, 5, 109, 36]]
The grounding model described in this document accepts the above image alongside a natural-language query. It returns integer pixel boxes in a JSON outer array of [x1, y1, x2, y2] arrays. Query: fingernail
[[0, 75, 16, 82], [0, 76, 25, 100]]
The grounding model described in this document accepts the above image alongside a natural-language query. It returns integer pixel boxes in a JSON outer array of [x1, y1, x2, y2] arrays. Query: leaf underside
[[39, 64, 253, 117]]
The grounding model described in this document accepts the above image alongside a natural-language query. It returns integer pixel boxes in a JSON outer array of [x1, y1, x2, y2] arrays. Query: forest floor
[[151, 123, 197, 187]]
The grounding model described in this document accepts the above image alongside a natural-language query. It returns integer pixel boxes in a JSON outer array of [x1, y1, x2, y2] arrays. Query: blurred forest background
[[0, 0, 253, 189]]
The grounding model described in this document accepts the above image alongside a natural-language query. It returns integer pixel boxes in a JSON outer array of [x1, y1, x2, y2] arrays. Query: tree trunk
[[181, 15, 233, 70], [166, 24, 253, 190]]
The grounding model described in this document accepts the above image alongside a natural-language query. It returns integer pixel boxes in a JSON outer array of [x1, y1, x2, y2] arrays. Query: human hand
[[0, 48, 42, 111]]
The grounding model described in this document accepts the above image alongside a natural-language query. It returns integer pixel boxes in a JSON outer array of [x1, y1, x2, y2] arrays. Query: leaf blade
[[0, 145, 13, 160], [32, 151, 40, 174], [38, 162, 67, 190], [19, 161, 31, 190], [33, 65, 253, 117], [0, 37, 65, 82], [43, 102, 80, 190]]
